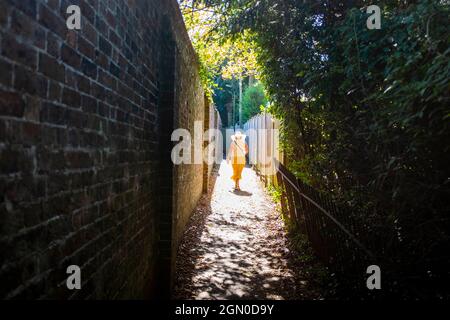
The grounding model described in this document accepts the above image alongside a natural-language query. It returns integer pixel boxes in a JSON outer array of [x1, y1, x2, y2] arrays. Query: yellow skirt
[[231, 164, 245, 181]]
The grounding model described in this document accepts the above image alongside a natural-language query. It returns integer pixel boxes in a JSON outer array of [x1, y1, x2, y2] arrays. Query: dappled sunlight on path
[[173, 161, 320, 300]]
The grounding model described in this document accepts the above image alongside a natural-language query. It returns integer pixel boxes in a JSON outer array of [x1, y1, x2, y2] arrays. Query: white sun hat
[[231, 130, 246, 141]]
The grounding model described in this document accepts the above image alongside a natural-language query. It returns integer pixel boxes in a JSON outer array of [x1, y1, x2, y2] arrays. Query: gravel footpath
[[173, 161, 324, 300]]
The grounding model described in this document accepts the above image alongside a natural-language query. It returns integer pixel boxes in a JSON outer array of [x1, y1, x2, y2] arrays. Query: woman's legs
[[231, 164, 245, 190]]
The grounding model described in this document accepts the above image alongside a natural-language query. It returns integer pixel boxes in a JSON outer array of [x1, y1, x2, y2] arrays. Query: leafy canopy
[[179, 0, 260, 95]]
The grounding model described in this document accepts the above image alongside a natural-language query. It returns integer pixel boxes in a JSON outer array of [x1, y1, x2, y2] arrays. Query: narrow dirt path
[[173, 161, 323, 300]]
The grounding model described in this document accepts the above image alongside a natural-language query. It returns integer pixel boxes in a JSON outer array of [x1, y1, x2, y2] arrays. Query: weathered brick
[[33, 25, 47, 49], [98, 36, 112, 56], [81, 94, 97, 113], [48, 81, 62, 101], [46, 172, 69, 196], [65, 151, 93, 169], [64, 68, 78, 88], [95, 50, 109, 70], [105, 9, 116, 29], [109, 29, 121, 48], [38, 3, 65, 38], [10, 9, 35, 39], [43, 191, 72, 214], [61, 44, 81, 69], [14, 65, 48, 97], [23, 95, 41, 122], [67, 129, 80, 147], [0, 90, 25, 117], [37, 148, 64, 172], [46, 0, 60, 10], [10, 0, 37, 19], [62, 87, 81, 108], [83, 21, 97, 45], [40, 102, 68, 126], [81, 58, 97, 78], [76, 74, 91, 94], [67, 109, 87, 129], [1, 34, 37, 69], [78, 36, 95, 60], [0, 3, 9, 27], [94, 14, 107, 35], [47, 32, 60, 57], [0, 58, 13, 87], [0, 147, 21, 174], [80, 0, 95, 24], [98, 69, 115, 90], [110, 62, 120, 78], [65, 30, 77, 49], [39, 53, 65, 82], [91, 82, 106, 101], [98, 102, 110, 118], [22, 122, 42, 145]]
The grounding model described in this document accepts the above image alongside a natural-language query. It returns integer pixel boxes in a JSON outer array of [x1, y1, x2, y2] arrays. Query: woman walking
[[227, 131, 249, 191]]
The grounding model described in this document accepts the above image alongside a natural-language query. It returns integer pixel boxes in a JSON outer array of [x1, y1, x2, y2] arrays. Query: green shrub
[[241, 83, 267, 123]]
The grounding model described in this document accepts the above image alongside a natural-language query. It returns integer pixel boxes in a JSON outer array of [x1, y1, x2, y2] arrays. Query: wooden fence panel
[[244, 114, 376, 274]]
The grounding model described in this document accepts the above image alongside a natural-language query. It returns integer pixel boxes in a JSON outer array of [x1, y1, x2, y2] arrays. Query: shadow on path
[[230, 190, 252, 197], [173, 161, 323, 300]]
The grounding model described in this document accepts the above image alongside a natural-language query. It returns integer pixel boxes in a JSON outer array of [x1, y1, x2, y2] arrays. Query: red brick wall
[[0, 0, 211, 299]]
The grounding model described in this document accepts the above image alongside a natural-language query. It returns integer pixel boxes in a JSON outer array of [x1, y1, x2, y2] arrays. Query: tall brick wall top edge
[[165, 0, 201, 69]]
